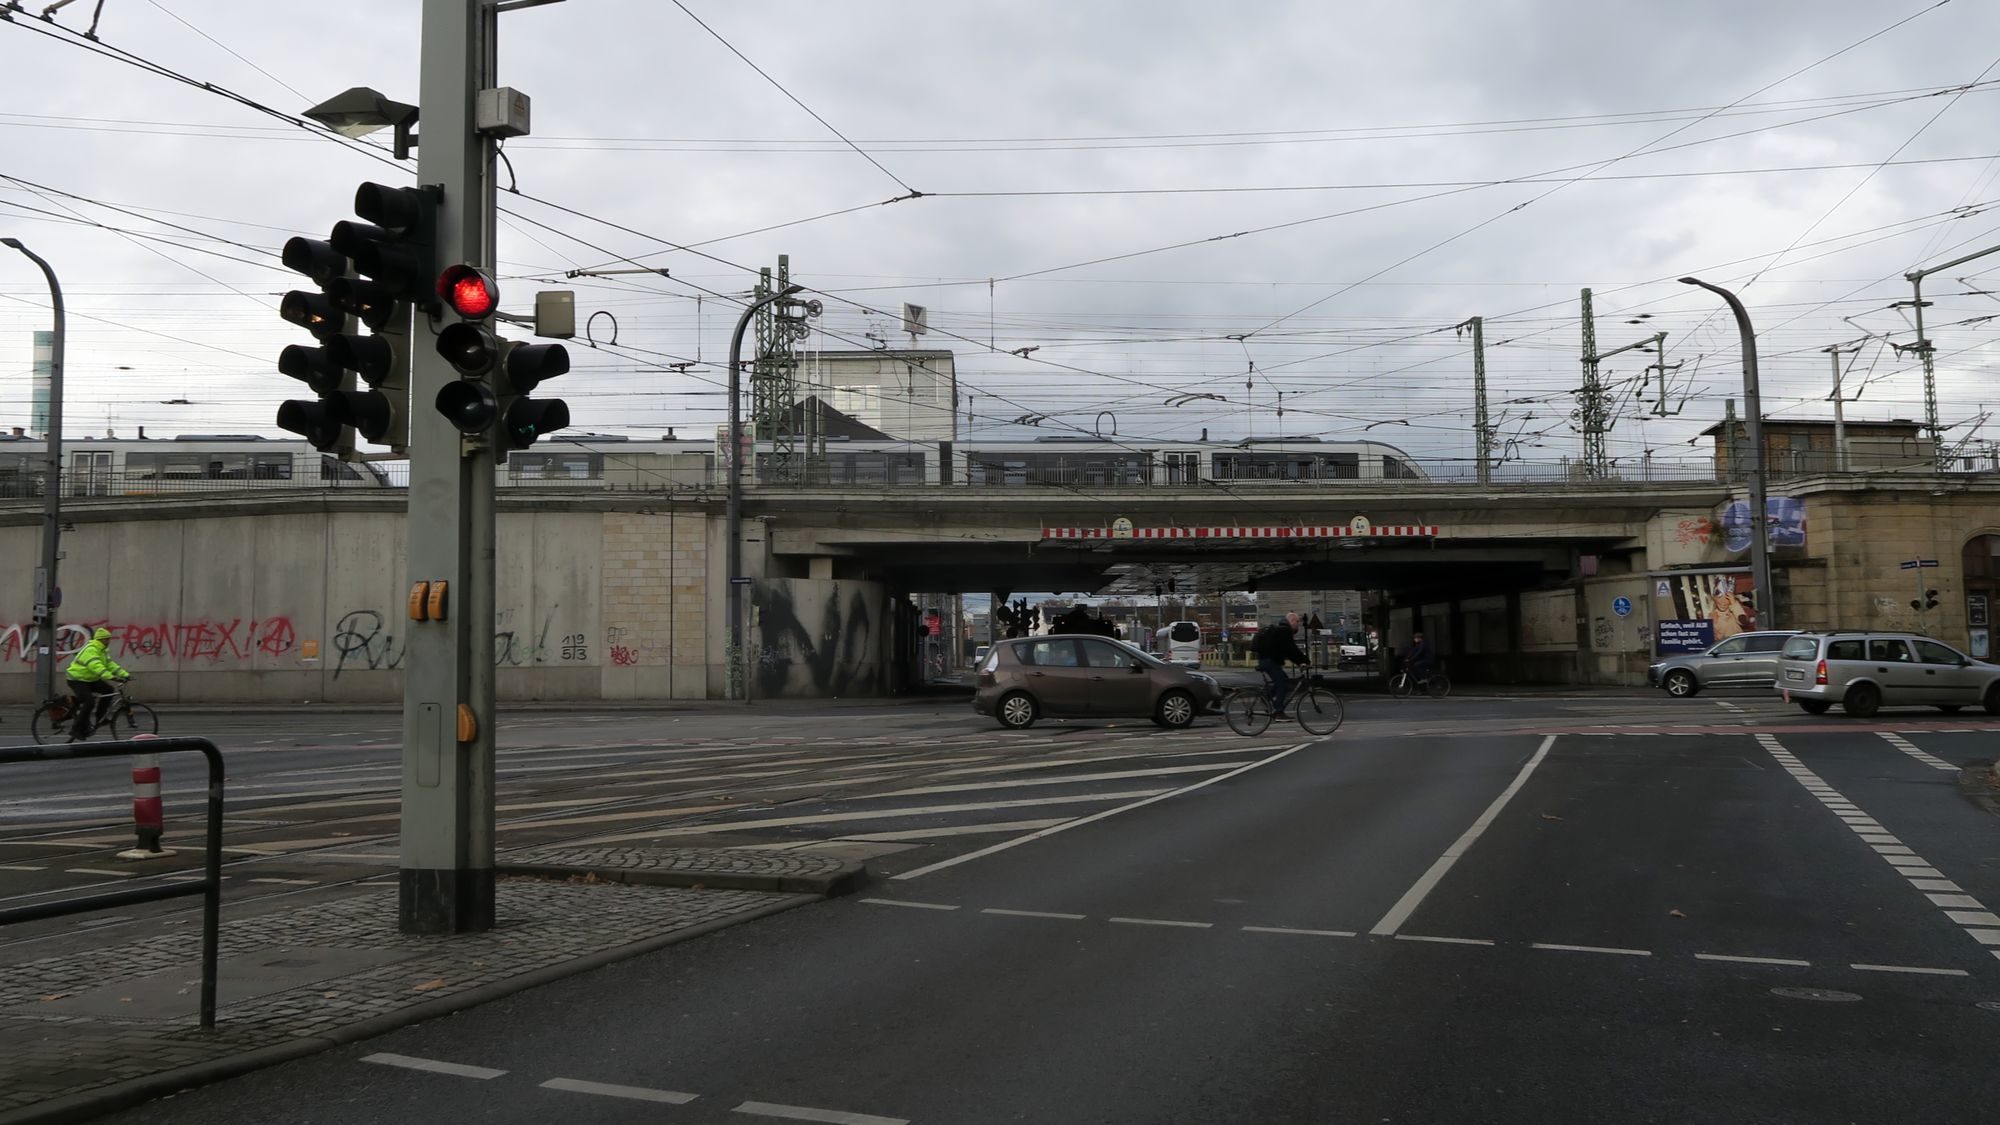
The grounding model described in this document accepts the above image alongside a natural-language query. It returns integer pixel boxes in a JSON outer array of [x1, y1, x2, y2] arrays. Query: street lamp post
[[1680, 277, 1776, 628], [3, 239, 65, 703], [725, 282, 803, 701]]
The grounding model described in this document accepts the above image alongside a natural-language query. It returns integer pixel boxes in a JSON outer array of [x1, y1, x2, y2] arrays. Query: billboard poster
[[1652, 570, 1757, 654], [1716, 496, 1806, 554]]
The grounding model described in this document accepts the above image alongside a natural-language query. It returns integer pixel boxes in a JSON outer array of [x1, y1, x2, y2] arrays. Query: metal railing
[[0, 736, 224, 1029]]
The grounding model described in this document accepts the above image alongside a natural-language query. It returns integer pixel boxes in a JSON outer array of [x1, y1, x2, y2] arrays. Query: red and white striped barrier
[[115, 733, 176, 861], [1042, 524, 1440, 541]]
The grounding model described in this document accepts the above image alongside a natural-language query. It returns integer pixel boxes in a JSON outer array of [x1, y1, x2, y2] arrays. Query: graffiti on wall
[[603, 625, 671, 668], [0, 617, 298, 665], [750, 580, 886, 698], [329, 606, 574, 678]]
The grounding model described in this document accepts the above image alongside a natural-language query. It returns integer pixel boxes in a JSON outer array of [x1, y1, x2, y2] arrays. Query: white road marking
[[1394, 934, 1494, 946], [1531, 942, 1652, 957], [360, 1053, 506, 1080], [64, 868, 135, 877], [1849, 963, 1969, 977], [1880, 732, 1958, 772], [1945, 910, 2000, 926], [247, 878, 318, 886], [570, 790, 1173, 845], [858, 898, 958, 911], [1695, 953, 1811, 967], [0, 865, 46, 871], [836, 818, 1070, 842], [1910, 878, 1965, 892], [893, 739, 1318, 881], [982, 907, 1085, 920], [540, 1077, 698, 1104], [1109, 916, 1213, 929], [885, 762, 1239, 797], [1242, 925, 1357, 938], [1927, 893, 1984, 909], [732, 1100, 908, 1125], [1370, 735, 1557, 936]]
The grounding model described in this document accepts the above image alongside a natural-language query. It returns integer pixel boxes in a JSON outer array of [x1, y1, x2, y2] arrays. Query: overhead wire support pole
[[1577, 289, 1608, 479], [727, 280, 804, 703], [1897, 240, 2000, 472], [1457, 316, 1491, 484], [2, 238, 63, 705], [1680, 276, 1776, 630], [1821, 342, 1861, 472]]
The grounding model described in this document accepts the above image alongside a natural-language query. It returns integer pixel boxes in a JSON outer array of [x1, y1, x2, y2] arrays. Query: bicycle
[[30, 681, 159, 745], [1225, 665, 1344, 736], [1389, 664, 1451, 699]]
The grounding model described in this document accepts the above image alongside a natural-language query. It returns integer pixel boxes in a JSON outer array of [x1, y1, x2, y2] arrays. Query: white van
[[1161, 620, 1203, 667]]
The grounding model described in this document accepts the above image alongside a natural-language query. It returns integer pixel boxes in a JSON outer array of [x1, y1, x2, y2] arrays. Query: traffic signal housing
[[274, 181, 437, 455], [1913, 588, 1940, 612], [431, 265, 572, 449]]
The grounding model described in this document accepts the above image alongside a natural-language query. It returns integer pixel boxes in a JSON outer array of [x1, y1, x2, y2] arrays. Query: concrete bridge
[[0, 472, 1991, 701]]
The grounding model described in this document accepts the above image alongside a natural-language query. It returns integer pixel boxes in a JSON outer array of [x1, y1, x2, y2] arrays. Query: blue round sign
[[1612, 596, 1632, 618]]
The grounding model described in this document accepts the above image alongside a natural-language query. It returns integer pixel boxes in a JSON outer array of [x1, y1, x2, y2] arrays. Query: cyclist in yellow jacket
[[65, 627, 128, 741]]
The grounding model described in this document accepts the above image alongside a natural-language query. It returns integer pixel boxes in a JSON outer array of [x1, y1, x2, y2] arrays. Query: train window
[[1326, 453, 1359, 479], [252, 455, 293, 480], [320, 456, 366, 482], [1382, 455, 1420, 480], [511, 452, 601, 479]]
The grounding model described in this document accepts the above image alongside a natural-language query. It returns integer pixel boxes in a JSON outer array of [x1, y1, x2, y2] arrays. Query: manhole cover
[[1977, 1001, 2000, 1013], [1771, 987, 1862, 1003]]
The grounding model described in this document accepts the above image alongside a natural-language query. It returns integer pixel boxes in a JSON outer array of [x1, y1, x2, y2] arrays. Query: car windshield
[[1109, 638, 1169, 667]]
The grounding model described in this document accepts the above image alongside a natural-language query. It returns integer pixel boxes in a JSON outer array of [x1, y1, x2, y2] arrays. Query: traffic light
[[432, 265, 572, 449], [1913, 589, 1940, 612], [274, 181, 436, 454]]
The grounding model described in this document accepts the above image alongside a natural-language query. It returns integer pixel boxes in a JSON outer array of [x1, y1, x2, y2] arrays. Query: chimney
[[9, 427, 20, 438], [1200, 427, 1209, 442], [138, 425, 146, 440], [665, 426, 676, 440]]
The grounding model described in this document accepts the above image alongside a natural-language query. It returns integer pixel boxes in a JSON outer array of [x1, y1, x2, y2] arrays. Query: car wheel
[[1156, 689, 1196, 729], [1663, 669, 1698, 698], [1843, 682, 1881, 719], [996, 692, 1038, 729], [1799, 700, 1831, 715], [1937, 704, 1964, 714]]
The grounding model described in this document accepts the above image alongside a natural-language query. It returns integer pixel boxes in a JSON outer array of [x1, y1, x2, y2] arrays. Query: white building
[[799, 349, 957, 443]]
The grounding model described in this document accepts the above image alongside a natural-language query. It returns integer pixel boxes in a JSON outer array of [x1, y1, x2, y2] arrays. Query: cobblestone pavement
[[503, 844, 854, 879], [0, 866, 820, 1121]]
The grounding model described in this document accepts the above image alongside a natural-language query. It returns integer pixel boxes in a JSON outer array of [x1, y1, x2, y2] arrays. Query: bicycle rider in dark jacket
[[1254, 612, 1310, 718], [1405, 631, 1437, 681]]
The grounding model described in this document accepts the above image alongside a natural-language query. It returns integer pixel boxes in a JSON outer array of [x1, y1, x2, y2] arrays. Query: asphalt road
[[54, 690, 2000, 1124]]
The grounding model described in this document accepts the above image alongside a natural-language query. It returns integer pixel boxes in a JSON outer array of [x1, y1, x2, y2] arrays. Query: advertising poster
[[1652, 571, 1758, 654], [1716, 496, 1806, 554]]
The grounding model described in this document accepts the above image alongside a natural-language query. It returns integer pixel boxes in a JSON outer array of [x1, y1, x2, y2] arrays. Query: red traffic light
[[438, 264, 498, 320]]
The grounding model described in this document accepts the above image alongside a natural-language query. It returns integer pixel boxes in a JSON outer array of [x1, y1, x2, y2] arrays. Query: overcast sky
[[3, 0, 1999, 476]]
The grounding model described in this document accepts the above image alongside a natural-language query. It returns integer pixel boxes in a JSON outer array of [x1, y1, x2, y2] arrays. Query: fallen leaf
[[410, 979, 446, 992], [1540, 813, 1563, 821], [39, 993, 71, 1002], [323, 992, 340, 999], [1670, 909, 1687, 918]]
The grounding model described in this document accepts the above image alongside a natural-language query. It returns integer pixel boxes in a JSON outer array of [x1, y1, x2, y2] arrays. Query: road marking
[[1394, 934, 1494, 946], [858, 897, 958, 911], [1759, 733, 2000, 963], [836, 818, 1069, 842], [1242, 925, 1356, 938], [64, 868, 135, 877], [885, 762, 1240, 796], [247, 878, 318, 886], [1880, 732, 1957, 771], [1370, 735, 1557, 935], [540, 1077, 698, 1104], [1109, 916, 1213, 929], [0, 865, 45, 871], [1531, 942, 1652, 957], [1715, 701, 1747, 713], [732, 1100, 907, 1125], [1695, 953, 1811, 967], [1850, 963, 1970, 977], [981, 907, 1085, 920], [570, 790, 1173, 845], [360, 1053, 506, 1080], [893, 739, 1318, 880]]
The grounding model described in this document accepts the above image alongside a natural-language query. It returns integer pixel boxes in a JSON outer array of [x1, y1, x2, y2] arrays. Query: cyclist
[[1404, 630, 1437, 690], [1252, 611, 1311, 719], [65, 626, 129, 741]]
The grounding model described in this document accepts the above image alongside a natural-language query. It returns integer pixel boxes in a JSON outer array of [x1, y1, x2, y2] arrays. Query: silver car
[[1775, 631, 2000, 717], [1648, 631, 1800, 697]]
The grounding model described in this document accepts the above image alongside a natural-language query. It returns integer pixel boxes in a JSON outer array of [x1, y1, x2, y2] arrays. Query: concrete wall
[[748, 577, 893, 699]]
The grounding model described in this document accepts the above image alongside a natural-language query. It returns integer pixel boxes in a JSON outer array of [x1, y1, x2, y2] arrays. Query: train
[[0, 431, 1430, 496]]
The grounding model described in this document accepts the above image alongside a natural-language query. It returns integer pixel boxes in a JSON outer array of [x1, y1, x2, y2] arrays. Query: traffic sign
[[1612, 596, 1632, 618], [1899, 559, 1941, 570]]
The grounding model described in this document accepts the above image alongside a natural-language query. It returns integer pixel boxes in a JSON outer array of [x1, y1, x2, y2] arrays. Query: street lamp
[[1680, 276, 1776, 628], [3, 238, 65, 703], [725, 281, 804, 702], [303, 87, 420, 160]]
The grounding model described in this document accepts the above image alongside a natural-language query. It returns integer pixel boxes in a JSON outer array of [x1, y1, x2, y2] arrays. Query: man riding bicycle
[[66, 626, 129, 741], [1404, 630, 1437, 686], [1252, 611, 1311, 719]]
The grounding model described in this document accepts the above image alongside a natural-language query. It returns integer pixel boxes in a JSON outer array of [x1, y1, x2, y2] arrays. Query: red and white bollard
[[116, 733, 176, 861]]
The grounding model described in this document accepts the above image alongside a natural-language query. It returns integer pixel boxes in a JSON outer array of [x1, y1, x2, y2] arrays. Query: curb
[[1955, 762, 2000, 817], [495, 859, 870, 898], [0, 892, 820, 1125]]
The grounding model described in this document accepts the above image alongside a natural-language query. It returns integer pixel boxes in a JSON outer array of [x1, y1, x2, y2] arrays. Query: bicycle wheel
[[1389, 672, 1413, 698], [29, 700, 69, 745], [1224, 688, 1274, 736], [114, 702, 160, 738], [1425, 672, 1452, 699], [1293, 686, 1344, 735]]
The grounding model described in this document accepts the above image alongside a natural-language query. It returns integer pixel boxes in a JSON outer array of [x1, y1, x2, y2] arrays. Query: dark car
[[973, 635, 1223, 729]]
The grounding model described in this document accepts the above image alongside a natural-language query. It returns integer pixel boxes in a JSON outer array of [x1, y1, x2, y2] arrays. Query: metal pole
[[402, 0, 498, 935], [1823, 344, 1852, 472], [726, 283, 801, 702], [2, 239, 64, 704], [1909, 274, 1939, 471], [1680, 277, 1776, 629]]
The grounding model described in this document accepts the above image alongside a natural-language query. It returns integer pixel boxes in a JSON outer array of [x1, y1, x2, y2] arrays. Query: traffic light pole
[[402, 0, 499, 934], [2, 239, 64, 705]]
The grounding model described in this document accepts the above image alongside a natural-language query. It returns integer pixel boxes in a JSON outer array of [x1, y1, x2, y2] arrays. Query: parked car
[[1648, 631, 1801, 696], [1775, 631, 2000, 717], [973, 635, 1223, 729]]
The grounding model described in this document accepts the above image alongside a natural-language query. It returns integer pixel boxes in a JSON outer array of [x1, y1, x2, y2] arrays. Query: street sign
[[1612, 596, 1632, 618], [1899, 559, 1941, 570], [729, 576, 753, 585]]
